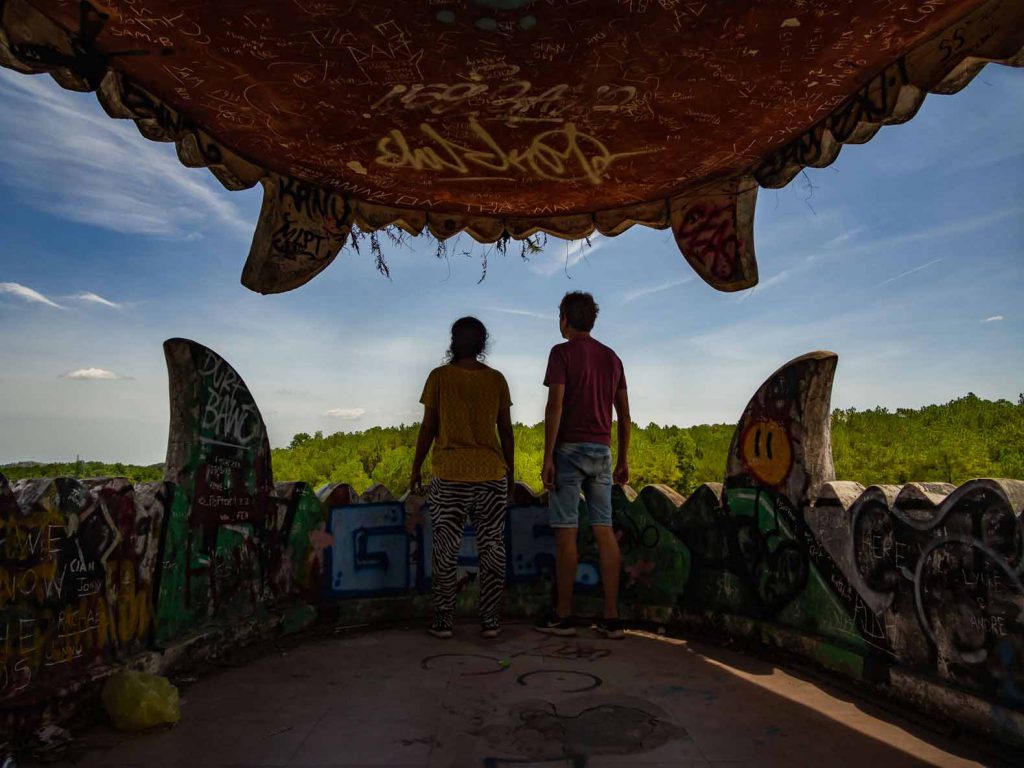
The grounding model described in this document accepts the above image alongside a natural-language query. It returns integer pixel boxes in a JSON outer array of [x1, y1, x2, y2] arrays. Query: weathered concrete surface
[[158, 339, 325, 647], [725, 350, 838, 508], [43, 625, 1003, 768]]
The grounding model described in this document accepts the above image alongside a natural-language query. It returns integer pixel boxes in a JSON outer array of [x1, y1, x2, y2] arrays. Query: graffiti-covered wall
[[157, 339, 327, 644], [0, 476, 167, 705], [668, 352, 1024, 726], [0, 340, 333, 735], [2, 340, 1021, 746], [158, 338, 274, 641], [318, 482, 688, 622]]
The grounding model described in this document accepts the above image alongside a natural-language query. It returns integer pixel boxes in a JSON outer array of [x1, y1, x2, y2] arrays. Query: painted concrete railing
[[314, 481, 687, 623], [1, 341, 1021, 747], [0, 474, 323, 709]]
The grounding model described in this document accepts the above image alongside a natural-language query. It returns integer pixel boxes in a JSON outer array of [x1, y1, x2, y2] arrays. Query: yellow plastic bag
[[101, 671, 180, 730]]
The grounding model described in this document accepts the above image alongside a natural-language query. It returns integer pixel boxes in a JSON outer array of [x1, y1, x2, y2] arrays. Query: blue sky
[[0, 66, 1021, 464]]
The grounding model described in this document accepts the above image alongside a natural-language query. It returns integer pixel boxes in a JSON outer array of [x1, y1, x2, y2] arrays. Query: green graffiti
[[721, 488, 867, 652], [155, 341, 278, 646], [574, 489, 691, 613], [283, 483, 329, 595]]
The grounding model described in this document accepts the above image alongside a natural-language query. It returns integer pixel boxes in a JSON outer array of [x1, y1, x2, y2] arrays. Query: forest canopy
[[5, 394, 1020, 496]]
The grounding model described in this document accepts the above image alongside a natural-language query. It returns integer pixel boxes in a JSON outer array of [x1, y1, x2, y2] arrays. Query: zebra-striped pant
[[429, 477, 507, 622]]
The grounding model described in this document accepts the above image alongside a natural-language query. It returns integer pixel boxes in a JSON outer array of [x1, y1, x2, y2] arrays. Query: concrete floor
[[55, 624, 1000, 768]]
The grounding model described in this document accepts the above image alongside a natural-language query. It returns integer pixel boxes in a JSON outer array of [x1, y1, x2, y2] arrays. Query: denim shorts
[[549, 442, 613, 528]]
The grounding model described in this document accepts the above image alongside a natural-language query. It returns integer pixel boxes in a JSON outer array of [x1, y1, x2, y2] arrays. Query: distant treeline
[[4, 394, 1021, 495], [0, 460, 164, 484]]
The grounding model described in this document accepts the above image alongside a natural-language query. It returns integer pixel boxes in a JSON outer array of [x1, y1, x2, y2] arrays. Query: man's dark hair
[[559, 291, 599, 332], [447, 316, 489, 361]]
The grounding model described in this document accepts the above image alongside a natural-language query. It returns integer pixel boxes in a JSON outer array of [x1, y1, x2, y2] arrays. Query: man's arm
[[409, 405, 439, 493], [497, 405, 515, 492], [613, 387, 631, 485], [542, 384, 565, 489]]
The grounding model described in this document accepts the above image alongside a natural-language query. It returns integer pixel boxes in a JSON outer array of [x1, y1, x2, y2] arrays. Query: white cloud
[[325, 407, 366, 419], [876, 208, 1020, 250], [875, 257, 944, 288], [71, 292, 121, 308], [490, 307, 552, 320], [828, 208, 1021, 266], [737, 270, 790, 301], [743, 204, 1022, 301], [60, 368, 125, 381], [984, 315, 1004, 323], [758, 206, 843, 257], [798, 207, 1021, 271], [528, 236, 604, 276], [0, 70, 251, 239], [870, 84, 1024, 179], [820, 226, 867, 251], [622, 277, 693, 304], [734, 270, 790, 302], [0, 281, 64, 308], [759, 270, 790, 289]]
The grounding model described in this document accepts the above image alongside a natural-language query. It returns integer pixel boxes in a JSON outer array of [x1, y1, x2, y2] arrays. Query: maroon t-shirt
[[543, 336, 627, 446]]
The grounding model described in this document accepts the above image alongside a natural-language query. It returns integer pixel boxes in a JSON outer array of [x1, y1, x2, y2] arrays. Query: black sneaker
[[533, 612, 576, 637], [594, 617, 625, 639], [481, 617, 501, 639], [428, 613, 454, 639]]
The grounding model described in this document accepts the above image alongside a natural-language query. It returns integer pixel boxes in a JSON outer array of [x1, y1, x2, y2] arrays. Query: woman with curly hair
[[410, 316, 514, 639]]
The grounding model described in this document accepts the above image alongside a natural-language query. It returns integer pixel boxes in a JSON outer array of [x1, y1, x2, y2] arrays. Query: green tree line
[[4, 394, 1021, 495], [0, 459, 164, 484]]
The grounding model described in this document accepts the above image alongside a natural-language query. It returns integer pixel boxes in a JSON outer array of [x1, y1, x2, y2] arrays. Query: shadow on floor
[[28, 622, 1008, 768]]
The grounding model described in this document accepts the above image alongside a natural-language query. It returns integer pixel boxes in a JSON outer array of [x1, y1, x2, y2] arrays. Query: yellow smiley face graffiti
[[740, 418, 793, 486]]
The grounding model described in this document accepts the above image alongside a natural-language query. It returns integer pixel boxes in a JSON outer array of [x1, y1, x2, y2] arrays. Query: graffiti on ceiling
[[0, 0, 1021, 292]]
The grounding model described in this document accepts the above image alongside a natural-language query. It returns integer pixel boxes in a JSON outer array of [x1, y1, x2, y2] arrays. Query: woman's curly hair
[[445, 316, 489, 362]]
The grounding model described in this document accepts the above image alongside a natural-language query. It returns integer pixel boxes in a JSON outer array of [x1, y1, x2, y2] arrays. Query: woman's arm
[[497, 405, 515, 491], [410, 405, 439, 493]]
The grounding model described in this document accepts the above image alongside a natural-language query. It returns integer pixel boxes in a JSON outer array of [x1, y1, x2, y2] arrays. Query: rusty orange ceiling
[[1, 0, 1021, 293]]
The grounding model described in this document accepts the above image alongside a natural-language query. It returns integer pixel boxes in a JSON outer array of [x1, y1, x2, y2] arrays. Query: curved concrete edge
[[671, 610, 1024, 750], [725, 350, 838, 508], [888, 666, 1024, 749]]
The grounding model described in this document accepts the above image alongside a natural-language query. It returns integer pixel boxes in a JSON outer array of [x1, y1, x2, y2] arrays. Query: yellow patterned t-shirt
[[420, 364, 512, 482]]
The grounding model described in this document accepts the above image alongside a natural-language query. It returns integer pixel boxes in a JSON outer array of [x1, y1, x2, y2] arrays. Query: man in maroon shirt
[[535, 291, 630, 639]]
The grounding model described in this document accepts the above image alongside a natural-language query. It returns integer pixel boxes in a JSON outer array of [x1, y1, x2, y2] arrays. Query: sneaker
[[428, 613, 454, 639], [594, 617, 625, 639], [481, 617, 501, 639], [533, 612, 576, 637]]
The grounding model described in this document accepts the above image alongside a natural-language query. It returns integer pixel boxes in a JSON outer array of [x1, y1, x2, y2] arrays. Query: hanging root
[[342, 226, 568, 282]]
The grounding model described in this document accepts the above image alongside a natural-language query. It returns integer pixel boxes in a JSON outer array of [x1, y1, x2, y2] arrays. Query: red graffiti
[[674, 201, 742, 281]]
